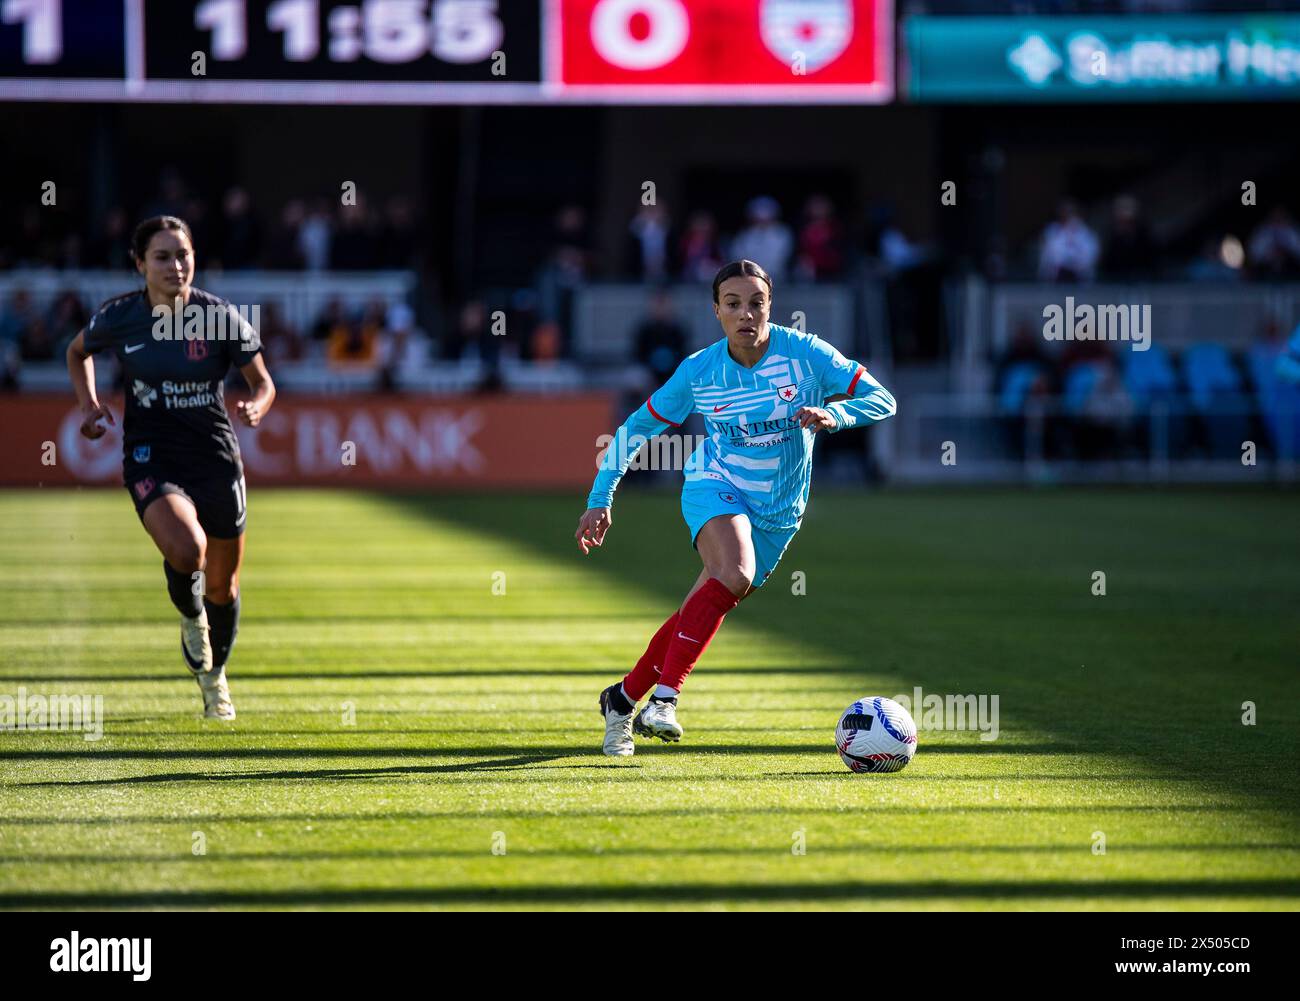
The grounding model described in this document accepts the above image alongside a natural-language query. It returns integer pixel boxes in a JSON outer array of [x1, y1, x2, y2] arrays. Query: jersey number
[[232, 475, 247, 527]]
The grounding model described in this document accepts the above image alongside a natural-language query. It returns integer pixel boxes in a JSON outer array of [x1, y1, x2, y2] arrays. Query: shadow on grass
[[378, 492, 1300, 820], [0, 743, 1079, 762], [1, 803, 1276, 827], [8, 843, 1298, 866], [3, 878, 1299, 909]]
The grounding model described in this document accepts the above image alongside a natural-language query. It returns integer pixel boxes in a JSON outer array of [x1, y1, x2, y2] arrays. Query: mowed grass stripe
[[0, 487, 1297, 910]]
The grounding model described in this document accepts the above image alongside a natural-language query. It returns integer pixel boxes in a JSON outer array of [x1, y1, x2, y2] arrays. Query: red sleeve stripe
[[646, 397, 682, 427], [847, 365, 865, 396]]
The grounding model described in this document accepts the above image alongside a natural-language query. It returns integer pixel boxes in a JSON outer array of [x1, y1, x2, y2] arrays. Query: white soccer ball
[[835, 697, 918, 773]]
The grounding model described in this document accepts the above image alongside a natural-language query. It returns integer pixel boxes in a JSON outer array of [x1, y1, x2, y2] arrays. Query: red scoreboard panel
[[553, 0, 892, 102]]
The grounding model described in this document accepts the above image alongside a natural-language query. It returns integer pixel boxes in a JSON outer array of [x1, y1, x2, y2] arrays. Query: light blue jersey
[[1279, 324, 1300, 384], [588, 324, 896, 532]]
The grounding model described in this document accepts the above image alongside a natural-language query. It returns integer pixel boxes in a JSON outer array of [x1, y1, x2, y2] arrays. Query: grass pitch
[[1, 485, 1297, 910]]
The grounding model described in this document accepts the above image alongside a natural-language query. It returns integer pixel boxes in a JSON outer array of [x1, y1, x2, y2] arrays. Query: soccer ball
[[835, 697, 918, 773]]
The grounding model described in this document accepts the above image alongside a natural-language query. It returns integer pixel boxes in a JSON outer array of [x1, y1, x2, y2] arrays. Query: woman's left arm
[[236, 354, 277, 428]]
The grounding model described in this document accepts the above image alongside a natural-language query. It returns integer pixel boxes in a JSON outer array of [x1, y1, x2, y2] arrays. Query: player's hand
[[78, 401, 115, 440], [575, 507, 612, 555], [796, 406, 837, 432], [236, 399, 262, 427]]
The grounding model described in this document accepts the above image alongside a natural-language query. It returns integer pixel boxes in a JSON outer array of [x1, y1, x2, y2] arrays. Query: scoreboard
[[0, 0, 893, 104]]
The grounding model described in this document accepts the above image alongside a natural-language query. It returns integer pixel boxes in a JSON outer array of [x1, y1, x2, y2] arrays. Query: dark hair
[[130, 215, 193, 265], [712, 259, 773, 303]]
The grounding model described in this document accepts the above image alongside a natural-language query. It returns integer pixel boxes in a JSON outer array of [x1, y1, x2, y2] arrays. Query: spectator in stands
[[142, 167, 189, 221], [730, 196, 793, 281], [0, 290, 41, 352], [183, 197, 213, 273], [331, 198, 380, 269], [215, 187, 262, 270], [1038, 199, 1099, 282], [1101, 194, 1155, 281], [876, 214, 927, 274], [326, 299, 384, 369], [47, 291, 89, 358], [634, 289, 687, 392], [381, 196, 418, 269], [381, 301, 422, 376], [1248, 206, 1300, 278], [266, 200, 307, 270], [679, 211, 724, 283], [312, 298, 352, 343], [796, 195, 846, 281], [536, 204, 591, 355], [258, 302, 305, 364], [627, 202, 674, 282], [299, 198, 333, 271], [1185, 237, 1242, 282], [87, 207, 132, 271], [445, 299, 505, 375]]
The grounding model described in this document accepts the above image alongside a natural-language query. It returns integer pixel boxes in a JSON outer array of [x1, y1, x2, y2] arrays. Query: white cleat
[[196, 666, 236, 720], [180, 609, 213, 675], [634, 697, 683, 743], [599, 685, 635, 757]]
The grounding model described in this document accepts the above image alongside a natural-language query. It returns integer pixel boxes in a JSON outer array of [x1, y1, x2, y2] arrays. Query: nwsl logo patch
[[133, 445, 151, 463]]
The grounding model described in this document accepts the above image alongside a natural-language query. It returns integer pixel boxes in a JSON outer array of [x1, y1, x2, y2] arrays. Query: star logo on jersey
[[777, 384, 797, 402], [718, 491, 738, 505], [132, 379, 157, 409]]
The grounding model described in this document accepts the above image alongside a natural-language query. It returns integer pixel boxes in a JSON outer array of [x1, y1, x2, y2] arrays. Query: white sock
[[653, 684, 679, 700]]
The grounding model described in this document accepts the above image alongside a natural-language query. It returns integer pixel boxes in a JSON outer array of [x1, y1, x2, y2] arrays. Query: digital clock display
[[144, 0, 539, 82]]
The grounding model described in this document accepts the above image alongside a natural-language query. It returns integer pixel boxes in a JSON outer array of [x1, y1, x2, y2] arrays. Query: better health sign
[[555, 0, 893, 102], [905, 14, 1300, 101]]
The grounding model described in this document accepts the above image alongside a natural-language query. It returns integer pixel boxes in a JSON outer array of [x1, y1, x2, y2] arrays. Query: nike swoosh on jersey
[[712, 404, 732, 413], [676, 632, 702, 643], [124, 343, 145, 354]]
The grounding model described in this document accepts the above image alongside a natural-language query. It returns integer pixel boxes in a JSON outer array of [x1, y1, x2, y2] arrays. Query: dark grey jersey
[[83, 288, 262, 474]]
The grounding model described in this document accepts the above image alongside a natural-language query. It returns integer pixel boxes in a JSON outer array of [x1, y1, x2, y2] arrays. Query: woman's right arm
[[66, 331, 115, 439], [575, 401, 674, 555]]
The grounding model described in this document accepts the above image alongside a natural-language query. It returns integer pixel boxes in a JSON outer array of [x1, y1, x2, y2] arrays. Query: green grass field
[[1, 485, 1298, 910]]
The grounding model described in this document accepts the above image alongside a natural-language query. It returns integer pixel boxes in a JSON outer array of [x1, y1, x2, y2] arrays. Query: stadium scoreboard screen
[[0, 0, 893, 103]]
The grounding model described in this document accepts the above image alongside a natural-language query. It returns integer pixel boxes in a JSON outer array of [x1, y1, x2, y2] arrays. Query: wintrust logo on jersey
[[713, 415, 802, 446], [50, 932, 151, 981]]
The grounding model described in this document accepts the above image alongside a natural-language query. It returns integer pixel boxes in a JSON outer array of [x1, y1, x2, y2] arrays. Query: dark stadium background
[[2, 0, 1298, 489]]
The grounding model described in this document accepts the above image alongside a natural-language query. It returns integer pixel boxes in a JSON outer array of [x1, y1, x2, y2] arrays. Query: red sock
[[657, 578, 740, 692], [622, 612, 679, 701]]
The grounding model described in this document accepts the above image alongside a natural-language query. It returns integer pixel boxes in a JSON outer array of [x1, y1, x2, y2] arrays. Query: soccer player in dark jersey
[[65, 216, 276, 719]]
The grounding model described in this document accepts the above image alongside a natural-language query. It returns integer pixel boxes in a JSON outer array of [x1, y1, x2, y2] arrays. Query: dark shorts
[[125, 458, 247, 538]]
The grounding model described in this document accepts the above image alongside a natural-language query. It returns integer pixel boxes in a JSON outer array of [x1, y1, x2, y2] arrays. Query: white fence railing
[[0, 269, 416, 336], [892, 394, 1300, 484]]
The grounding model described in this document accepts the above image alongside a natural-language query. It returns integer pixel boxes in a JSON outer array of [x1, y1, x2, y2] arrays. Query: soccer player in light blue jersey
[[576, 260, 897, 756], [1279, 323, 1300, 384]]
